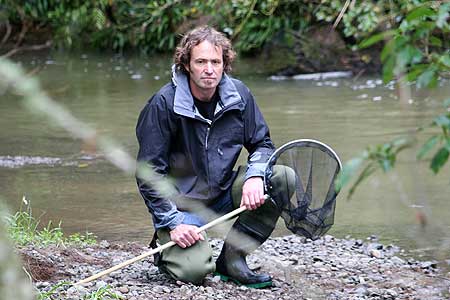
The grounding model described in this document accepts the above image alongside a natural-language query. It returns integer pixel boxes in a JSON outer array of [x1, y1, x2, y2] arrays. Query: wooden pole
[[74, 206, 247, 285]]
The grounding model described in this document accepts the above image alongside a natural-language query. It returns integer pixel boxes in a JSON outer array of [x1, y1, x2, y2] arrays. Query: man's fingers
[[259, 190, 265, 204], [240, 195, 247, 208], [242, 193, 257, 210], [183, 232, 196, 245], [175, 237, 187, 248], [249, 194, 257, 210]]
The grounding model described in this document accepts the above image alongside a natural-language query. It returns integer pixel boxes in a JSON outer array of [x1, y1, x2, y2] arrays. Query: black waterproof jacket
[[136, 67, 275, 230]]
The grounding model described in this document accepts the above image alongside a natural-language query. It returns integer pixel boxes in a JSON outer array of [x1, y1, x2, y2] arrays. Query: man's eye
[[196, 60, 206, 65], [212, 60, 221, 65]]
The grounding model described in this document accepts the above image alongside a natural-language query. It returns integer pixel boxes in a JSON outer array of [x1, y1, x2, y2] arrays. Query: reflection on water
[[1, 52, 449, 260]]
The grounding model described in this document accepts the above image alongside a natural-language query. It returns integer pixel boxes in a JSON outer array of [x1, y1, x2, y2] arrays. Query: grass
[[37, 282, 123, 300], [1, 198, 122, 299], [3, 196, 96, 247], [81, 286, 124, 300]]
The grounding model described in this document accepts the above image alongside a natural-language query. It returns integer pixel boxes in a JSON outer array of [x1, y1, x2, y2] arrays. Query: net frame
[[264, 139, 342, 240]]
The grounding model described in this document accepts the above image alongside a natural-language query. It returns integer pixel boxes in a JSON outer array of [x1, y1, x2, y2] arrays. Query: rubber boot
[[215, 222, 273, 288], [215, 165, 296, 288]]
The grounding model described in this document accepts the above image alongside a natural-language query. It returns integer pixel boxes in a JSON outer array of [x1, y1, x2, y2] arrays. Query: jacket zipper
[[205, 126, 210, 149], [205, 124, 211, 195]]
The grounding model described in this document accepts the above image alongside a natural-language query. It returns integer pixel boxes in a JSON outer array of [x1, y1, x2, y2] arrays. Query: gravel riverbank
[[21, 235, 450, 299]]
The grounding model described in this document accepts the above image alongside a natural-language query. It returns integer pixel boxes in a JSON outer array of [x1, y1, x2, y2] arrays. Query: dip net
[[264, 139, 342, 240]]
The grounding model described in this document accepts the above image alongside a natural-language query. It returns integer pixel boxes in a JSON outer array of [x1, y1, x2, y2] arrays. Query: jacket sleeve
[[136, 93, 184, 230], [241, 86, 275, 180]]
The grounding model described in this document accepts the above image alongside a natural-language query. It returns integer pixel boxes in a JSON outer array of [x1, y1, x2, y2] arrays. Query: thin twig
[[26, 66, 44, 78], [14, 9, 28, 48], [22, 266, 34, 283], [1, 40, 52, 59], [333, 0, 351, 29], [1, 20, 12, 46], [232, 0, 258, 38]]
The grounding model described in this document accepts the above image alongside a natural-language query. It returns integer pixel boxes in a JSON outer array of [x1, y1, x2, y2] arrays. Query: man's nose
[[204, 62, 213, 73]]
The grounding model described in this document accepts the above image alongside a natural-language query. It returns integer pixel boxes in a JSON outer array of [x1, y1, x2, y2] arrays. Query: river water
[[1, 52, 449, 259]]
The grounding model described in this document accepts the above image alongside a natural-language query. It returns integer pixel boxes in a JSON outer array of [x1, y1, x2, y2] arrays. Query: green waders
[[153, 165, 296, 286]]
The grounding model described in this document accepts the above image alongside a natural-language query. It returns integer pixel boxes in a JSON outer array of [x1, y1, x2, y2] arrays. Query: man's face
[[185, 40, 224, 99]]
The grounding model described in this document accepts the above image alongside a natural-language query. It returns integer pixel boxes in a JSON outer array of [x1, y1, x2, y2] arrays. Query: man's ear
[[184, 63, 190, 73]]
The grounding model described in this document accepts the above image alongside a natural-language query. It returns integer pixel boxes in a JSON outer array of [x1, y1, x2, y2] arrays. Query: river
[[1, 52, 449, 260]]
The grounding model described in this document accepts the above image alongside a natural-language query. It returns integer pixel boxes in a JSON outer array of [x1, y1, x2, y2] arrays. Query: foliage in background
[[417, 98, 450, 174], [359, 2, 450, 88], [335, 2, 449, 198], [0, 0, 447, 56], [4, 196, 96, 247]]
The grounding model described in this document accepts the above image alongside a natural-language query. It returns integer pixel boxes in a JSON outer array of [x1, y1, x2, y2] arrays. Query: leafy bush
[[359, 2, 450, 87]]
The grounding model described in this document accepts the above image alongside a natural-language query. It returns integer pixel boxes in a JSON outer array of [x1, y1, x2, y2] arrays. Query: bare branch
[[333, 0, 351, 29], [14, 20, 30, 48], [1, 20, 12, 46], [1, 40, 52, 59]]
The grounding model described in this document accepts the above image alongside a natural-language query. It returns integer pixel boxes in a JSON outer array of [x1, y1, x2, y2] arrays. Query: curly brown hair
[[174, 26, 236, 74]]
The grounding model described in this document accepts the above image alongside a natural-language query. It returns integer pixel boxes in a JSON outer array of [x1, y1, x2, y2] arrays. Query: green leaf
[[392, 137, 415, 153], [358, 30, 396, 49], [413, 26, 432, 39], [406, 6, 435, 22], [381, 159, 393, 172], [380, 39, 396, 63], [439, 54, 450, 68], [396, 45, 423, 70], [433, 115, 450, 128], [407, 64, 428, 81], [382, 56, 395, 83], [335, 157, 364, 192], [437, 3, 450, 28], [430, 147, 449, 174], [429, 36, 442, 47], [418, 135, 440, 159], [416, 68, 437, 89]]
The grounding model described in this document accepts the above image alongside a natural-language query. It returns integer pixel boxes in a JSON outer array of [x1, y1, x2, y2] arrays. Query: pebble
[[390, 256, 405, 265], [99, 240, 110, 249], [369, 249, 383, 258], [24, 236, 448, 300], [94, 281, 106, 289]]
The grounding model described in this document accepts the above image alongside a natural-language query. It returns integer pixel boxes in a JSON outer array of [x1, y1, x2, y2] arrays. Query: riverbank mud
[[20, 235, 450, 299]]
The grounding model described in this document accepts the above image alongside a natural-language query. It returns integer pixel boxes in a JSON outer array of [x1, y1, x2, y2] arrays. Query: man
[[136, 26, 294, 288]]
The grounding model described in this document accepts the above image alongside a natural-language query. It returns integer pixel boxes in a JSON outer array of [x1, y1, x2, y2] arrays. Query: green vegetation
[[36, 282, 70, 300], [4, 197, 96, 247], [37, 283, 123, 300], [0, 0, 445, 57], [359, 2, 450, 88], [335, 2, 449, 197]]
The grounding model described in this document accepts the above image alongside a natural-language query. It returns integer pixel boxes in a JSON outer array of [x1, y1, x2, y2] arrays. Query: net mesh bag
[[265, 140, 341, 240]]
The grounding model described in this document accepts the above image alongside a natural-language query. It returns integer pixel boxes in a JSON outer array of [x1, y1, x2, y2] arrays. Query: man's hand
[[241, 176, 265, 210], [169, 224, 205, 248]]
